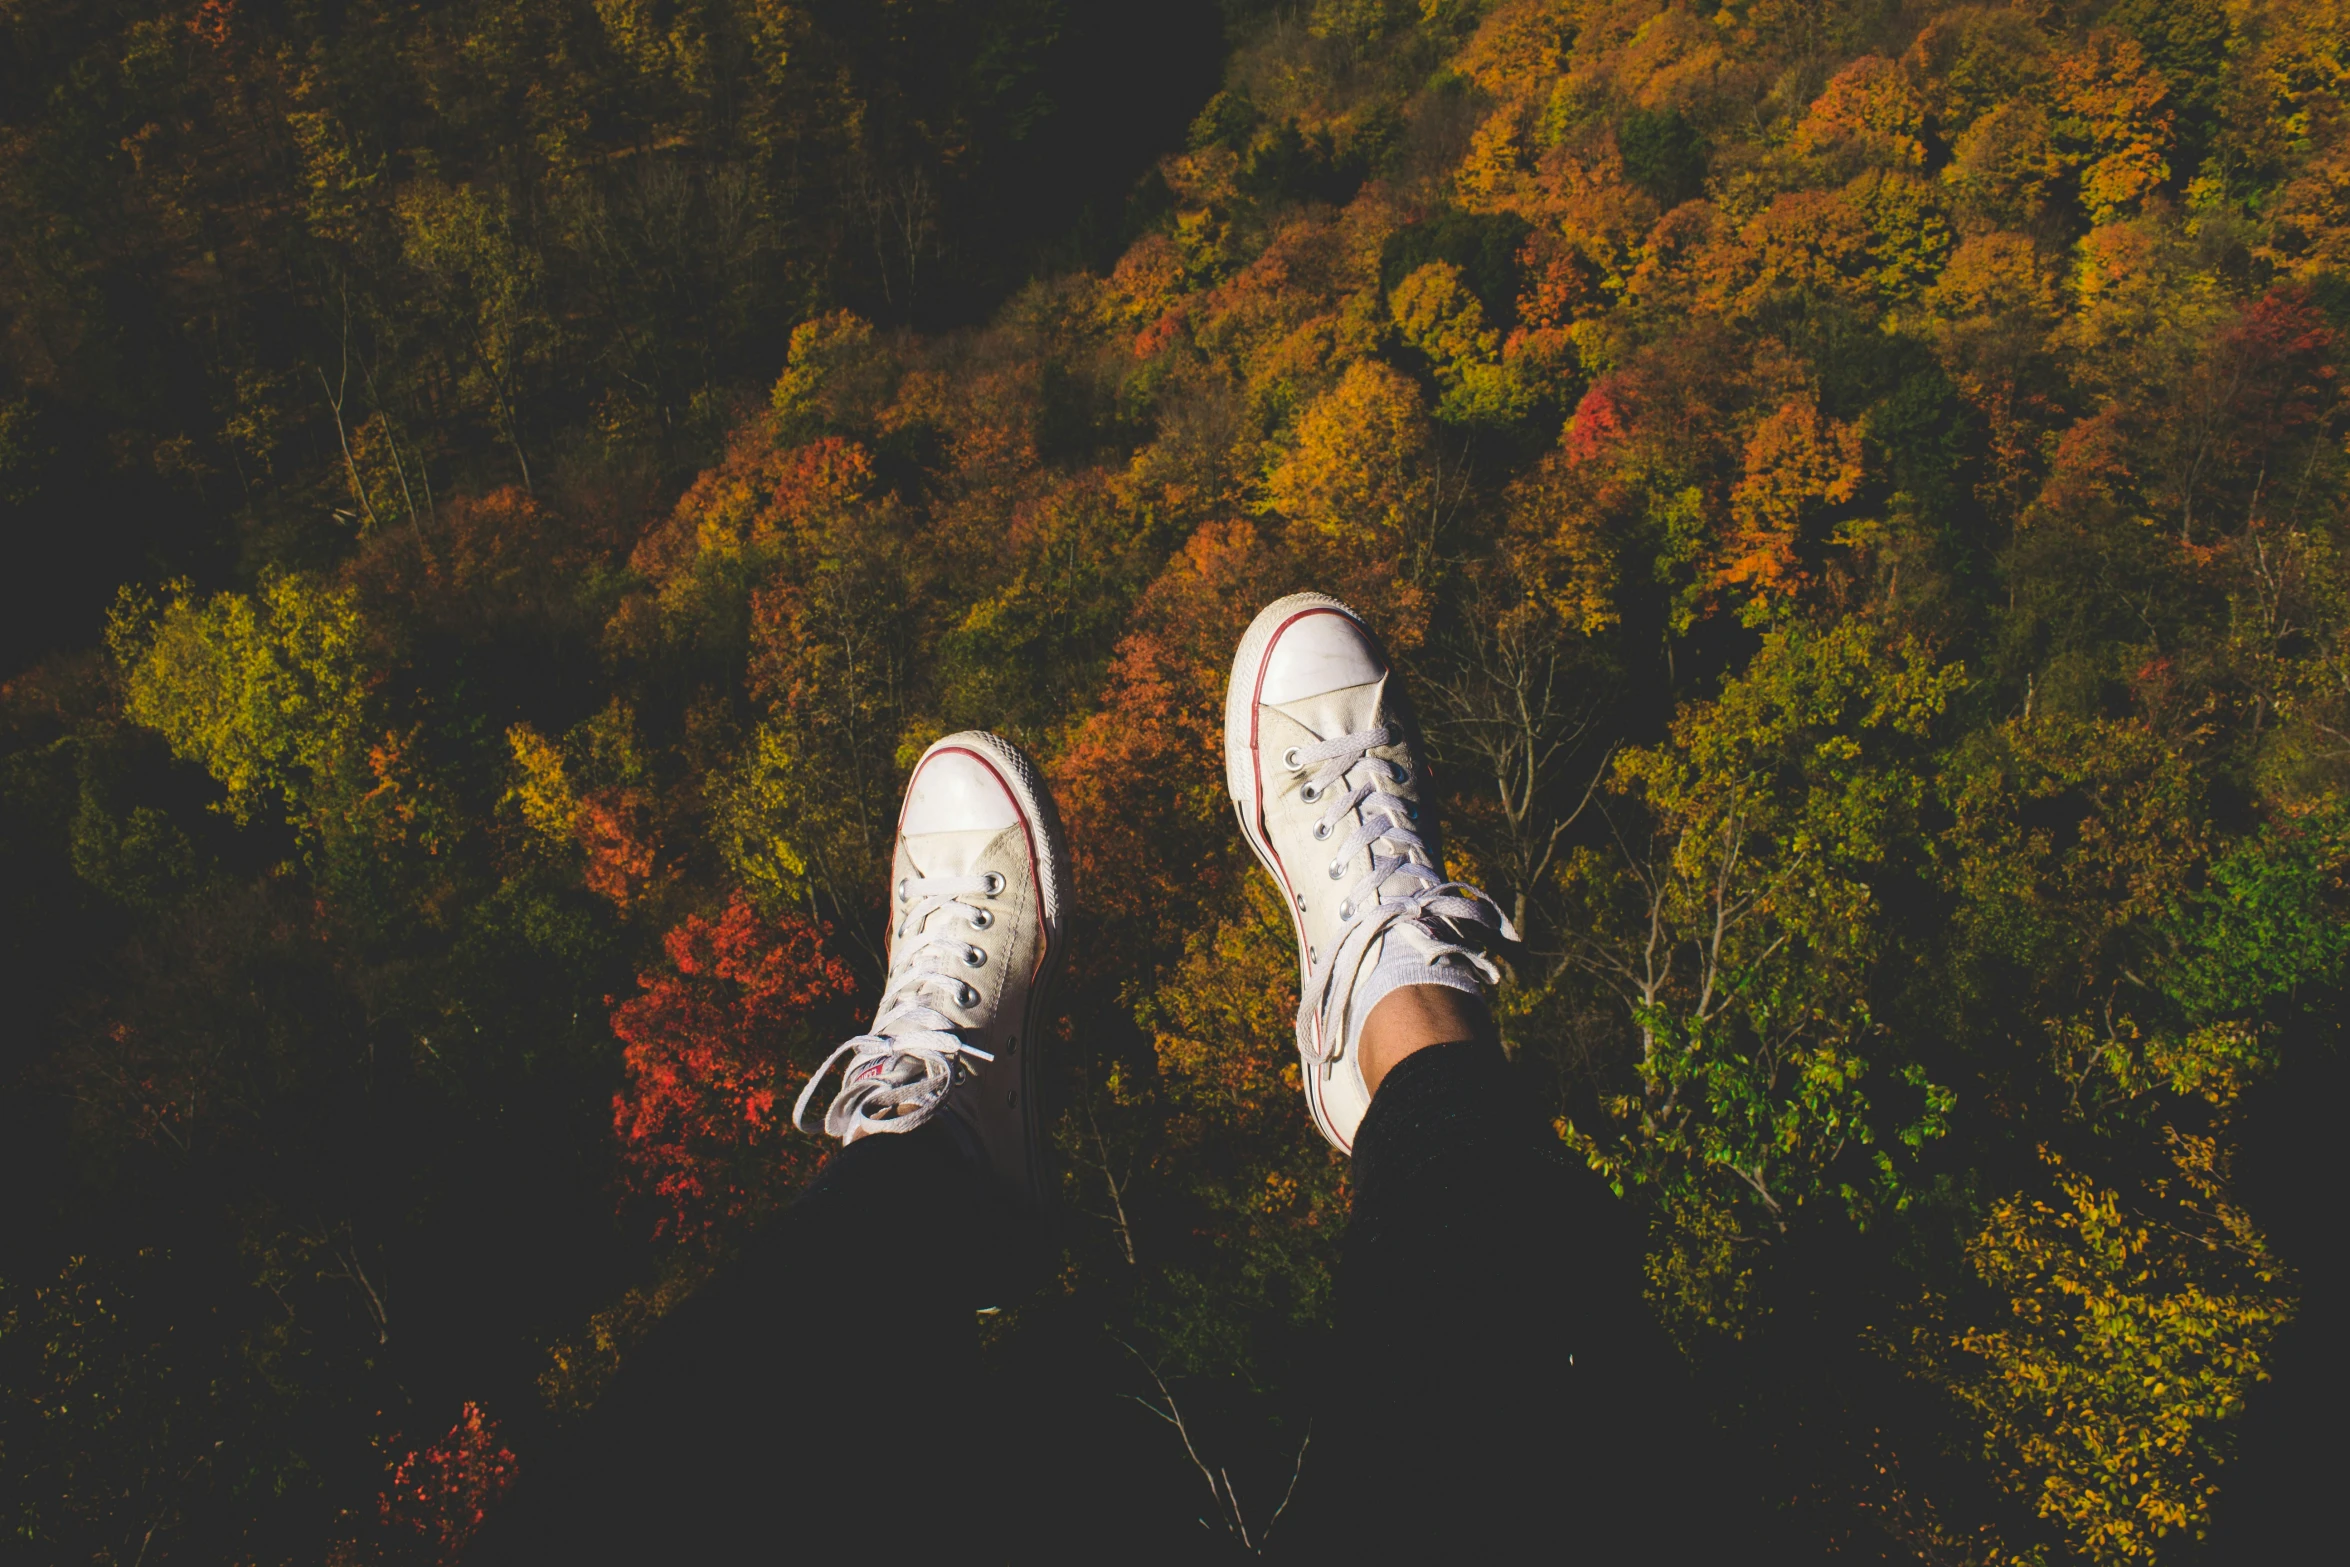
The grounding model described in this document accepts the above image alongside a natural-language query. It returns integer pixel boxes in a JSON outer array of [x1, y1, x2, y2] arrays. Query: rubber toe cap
[[901, 747, 1021, 835], [1260, 608, 1385, 704]]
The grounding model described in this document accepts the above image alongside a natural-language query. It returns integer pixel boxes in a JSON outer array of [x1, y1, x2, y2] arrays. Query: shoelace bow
[[1290, 725, 1519, 1065], [791, 872, 1002, 1140]]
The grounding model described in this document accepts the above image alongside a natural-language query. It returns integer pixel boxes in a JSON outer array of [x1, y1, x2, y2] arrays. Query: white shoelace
[[792, 872, 1003, 1140], [1290, 725, 1518, 1063]]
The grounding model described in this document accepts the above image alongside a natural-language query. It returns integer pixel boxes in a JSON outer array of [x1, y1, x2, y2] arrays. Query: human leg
[[1327, 1014, 1674, 1558], [1355, 974, 1492, 1097], [478, 732, 1069, 1561], [476, 1123, 1024, 1562], [1224, 598, 1702, 1557]]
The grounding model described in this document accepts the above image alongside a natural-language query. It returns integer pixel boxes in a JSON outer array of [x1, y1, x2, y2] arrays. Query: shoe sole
[[1222, 592, 1374, 1155], [905, 730, 1072, 1213]]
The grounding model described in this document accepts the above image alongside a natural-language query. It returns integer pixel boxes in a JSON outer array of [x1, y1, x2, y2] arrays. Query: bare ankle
[[1357, 984, 1492, 1099]]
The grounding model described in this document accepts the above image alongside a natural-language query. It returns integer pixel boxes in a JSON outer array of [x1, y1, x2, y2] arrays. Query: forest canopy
[[3, 0, 2346, 1560]]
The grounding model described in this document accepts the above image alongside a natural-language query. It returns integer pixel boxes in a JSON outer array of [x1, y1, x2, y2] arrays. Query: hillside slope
[[5, 0, 2347, 1560]]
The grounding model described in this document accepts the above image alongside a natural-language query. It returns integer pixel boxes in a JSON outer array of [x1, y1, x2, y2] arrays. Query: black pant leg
[[1299, 1040, 1708, 1561], [477, 1123, 1022, 1563]]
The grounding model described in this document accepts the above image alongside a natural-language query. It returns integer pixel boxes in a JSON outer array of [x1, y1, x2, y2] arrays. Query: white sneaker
[[1223, 594, 1514, 1153], [792, 731, 1070, 1209]]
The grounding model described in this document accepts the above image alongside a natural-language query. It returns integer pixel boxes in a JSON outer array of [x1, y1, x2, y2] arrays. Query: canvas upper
[[1223, 594, 1513, 1153], [793, 731, 1070, 1211]]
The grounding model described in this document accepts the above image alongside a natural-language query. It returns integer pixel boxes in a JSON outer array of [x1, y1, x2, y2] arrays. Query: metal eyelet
[[897, 878, 910, 903], [1312, 821, 1331, 840], [1339, 901, 1353, 920], [982, 872, 1005, 897], [1300, 782, 1324, 803], [1282, 746, 1303, 771], [963, 946, 986, 968], [968, 908, 993, 930], [958, 983, 978, 1006], [1403, 802, 1419, 820], [1391, 761, 1411, 782], [1328, 859, 1345, 879]]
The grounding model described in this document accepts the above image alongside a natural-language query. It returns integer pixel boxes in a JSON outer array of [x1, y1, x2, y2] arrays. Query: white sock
[[1344, 927, 1487, 1063]]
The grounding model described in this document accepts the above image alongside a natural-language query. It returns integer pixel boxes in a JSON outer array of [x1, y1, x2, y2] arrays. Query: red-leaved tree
[[611, 897, 860, 1237], [378, 1402, 516, 1563]]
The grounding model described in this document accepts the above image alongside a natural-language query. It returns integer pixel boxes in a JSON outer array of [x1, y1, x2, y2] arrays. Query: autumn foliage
[[610, 899, 859, 1238], [377, 1404, 518, 1564], [6, 0, 2350, 1560]]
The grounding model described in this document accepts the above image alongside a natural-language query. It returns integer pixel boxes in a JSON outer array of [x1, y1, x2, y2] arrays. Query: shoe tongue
[[851, 1050, 927, 1085], [1267, 674, 1388, 744], [1371, 917, 1441, 968], [902, 825, 1017, 879], [1270, 673, 1431, 897]]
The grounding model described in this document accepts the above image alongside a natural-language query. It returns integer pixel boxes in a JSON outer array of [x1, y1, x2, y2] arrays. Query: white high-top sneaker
[[1224, 594, 1514, 1153], [792, 731, 1071, 1209]]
